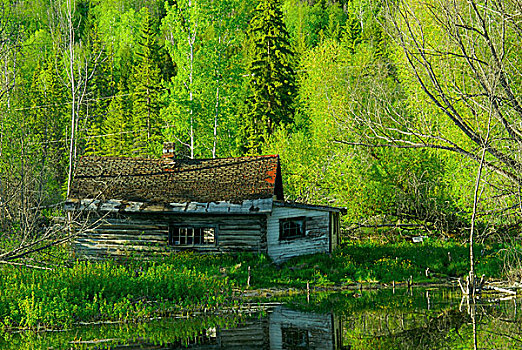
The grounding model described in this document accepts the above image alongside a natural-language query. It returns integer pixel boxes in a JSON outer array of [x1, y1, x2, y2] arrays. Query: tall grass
[[0, 239, 505, 330], [0, 260, 231, 330]]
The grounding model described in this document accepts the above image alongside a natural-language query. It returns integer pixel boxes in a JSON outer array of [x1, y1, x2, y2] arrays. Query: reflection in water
[[0, 306, 342, 350], [2, 288, 522, 349], [339, 288, 522, 349]]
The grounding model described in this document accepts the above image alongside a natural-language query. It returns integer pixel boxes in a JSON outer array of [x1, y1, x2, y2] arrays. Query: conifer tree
[[242, 0, 296, 154], [100, 80, 130, 156], [84, 15, 115, 156], [129, 7, 163, 157]]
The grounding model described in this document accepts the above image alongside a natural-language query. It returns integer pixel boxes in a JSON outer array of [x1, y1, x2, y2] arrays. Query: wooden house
[[65, 148, 344, 263]]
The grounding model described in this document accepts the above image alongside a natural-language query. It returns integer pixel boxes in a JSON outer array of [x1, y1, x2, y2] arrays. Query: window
[[282, 327, 309, 349], [169, 226, 216, 246], [279, 217, 306, 241]]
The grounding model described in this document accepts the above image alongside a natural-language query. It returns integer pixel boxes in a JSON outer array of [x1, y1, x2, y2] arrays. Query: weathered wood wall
[[218, 319, 269, 349], [73, 213, 267, 260], [269, 306, 339, 350], [267, 206, 331, 264]]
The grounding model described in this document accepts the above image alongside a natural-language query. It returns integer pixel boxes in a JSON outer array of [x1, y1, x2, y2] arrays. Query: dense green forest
[[0, 0, 521, 254]]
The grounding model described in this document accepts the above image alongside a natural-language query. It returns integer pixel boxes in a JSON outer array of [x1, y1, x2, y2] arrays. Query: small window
[[282, 327, 309, 349], [279, 217, 306, 241], [169, 226, 216, 246]]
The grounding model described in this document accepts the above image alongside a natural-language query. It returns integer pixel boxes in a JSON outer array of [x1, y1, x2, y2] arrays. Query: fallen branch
[[483, 285, 517, 295], [0, 260, 54, 270]]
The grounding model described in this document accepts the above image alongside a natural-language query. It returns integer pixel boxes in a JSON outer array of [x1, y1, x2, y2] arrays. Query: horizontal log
[[75, 242, 168, 252], [79, 233, 167, 241], [96, 224, 167, 230], [90, 229, 168, 235], [219, 238, 260, 246], [218, 232, 261, 239], [75, 238, 166, 246], [485, 286, 517, 295], [219, 224, 262, 230], [219, 242, 260, 248]]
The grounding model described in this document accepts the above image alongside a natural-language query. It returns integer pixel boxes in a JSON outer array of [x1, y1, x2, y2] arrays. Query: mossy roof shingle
[[69, 155, 283, 204]]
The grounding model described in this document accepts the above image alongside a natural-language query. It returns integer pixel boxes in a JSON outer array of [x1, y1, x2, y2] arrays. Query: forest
[[0, 0, 521, 263]]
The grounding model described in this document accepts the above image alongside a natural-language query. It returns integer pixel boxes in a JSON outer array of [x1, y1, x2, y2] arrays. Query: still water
[[2, 287, 521, 349]]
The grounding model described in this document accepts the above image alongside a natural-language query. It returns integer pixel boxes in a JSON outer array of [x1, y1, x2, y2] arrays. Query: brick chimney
[[162, 142, 175, 159]]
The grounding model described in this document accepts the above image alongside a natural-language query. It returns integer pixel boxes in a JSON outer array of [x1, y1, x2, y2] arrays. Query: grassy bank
[[167, 239, 503, 288], [0, 239, 504, 330], [0, 261, 231, 330]]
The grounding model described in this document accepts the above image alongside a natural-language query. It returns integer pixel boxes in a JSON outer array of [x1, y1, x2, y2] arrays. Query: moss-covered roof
[[69, 155, 283, 204]]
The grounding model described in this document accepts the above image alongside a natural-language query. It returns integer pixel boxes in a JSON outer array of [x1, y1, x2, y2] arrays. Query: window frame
[[279, 216, 307, 241], [168, 225, 217, 247]]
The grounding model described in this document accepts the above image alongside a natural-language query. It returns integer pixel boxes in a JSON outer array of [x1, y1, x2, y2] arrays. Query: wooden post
[[247, 266, 251, 288], [392, 280, 395, 294], [306, 281, 310, 303]]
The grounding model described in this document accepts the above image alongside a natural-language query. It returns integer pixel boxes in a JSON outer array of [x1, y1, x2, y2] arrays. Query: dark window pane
[[280, 217, 306, 241], [168, 226, 216, 246]]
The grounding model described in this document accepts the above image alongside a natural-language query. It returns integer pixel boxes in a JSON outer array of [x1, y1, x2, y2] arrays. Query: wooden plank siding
[[73, 213, 268, 260], [269, 306, 337, 350], [267, 206, 331, 264], [218, 319, 269, 349]]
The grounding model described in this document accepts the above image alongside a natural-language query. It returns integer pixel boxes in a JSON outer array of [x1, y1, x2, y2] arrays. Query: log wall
[[73, 213, 267, 260], [267, 206, 331, 264], [218, 319, 268, 349]]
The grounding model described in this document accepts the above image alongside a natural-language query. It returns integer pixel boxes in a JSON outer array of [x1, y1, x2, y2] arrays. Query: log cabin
[[65, 145, 344, 263]]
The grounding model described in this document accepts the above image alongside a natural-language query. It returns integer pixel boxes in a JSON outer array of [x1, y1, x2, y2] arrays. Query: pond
[[2, 287, 521, 349]]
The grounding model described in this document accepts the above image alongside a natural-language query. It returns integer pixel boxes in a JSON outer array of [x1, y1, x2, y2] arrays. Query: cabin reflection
[[110, 306, 342, 349], [205, 306, 341, 350]]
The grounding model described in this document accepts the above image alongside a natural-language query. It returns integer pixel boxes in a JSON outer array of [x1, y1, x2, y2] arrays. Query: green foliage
[[0, 313, 245, 349], [0, 0, 520, 260], [162, 0, 250, 158], [282, 0, 347, 54], [0, 259, 231, 330], [99, 80, 131, 156], [241, 0, 297, 154], [83, 16, 115, 156], [128, 7, 164, 156], [0, 238, 506, 333]]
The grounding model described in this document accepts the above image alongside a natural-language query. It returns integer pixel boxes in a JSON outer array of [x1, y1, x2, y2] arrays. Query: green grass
[[0, 239, 505, 330], [161, 239, 503, 288], [0, 260, 232, 330]]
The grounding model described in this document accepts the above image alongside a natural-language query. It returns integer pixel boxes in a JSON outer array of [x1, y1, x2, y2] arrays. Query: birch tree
[[163, 0, 247, 158], [53, 0, 102, 196]]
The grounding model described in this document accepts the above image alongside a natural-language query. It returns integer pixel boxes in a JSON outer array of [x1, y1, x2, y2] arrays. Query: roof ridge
[[79, 154, 279, 162]]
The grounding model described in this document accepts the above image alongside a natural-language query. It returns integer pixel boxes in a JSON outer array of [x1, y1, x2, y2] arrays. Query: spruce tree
[[100, 80, 130, 156], [129, 7, 164, 157], [242, 0, 296, 154], [84, 17, 115, 156]]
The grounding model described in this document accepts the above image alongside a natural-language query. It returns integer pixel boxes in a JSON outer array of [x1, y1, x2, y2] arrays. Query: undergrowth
[[0, 239, 505, 330]]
